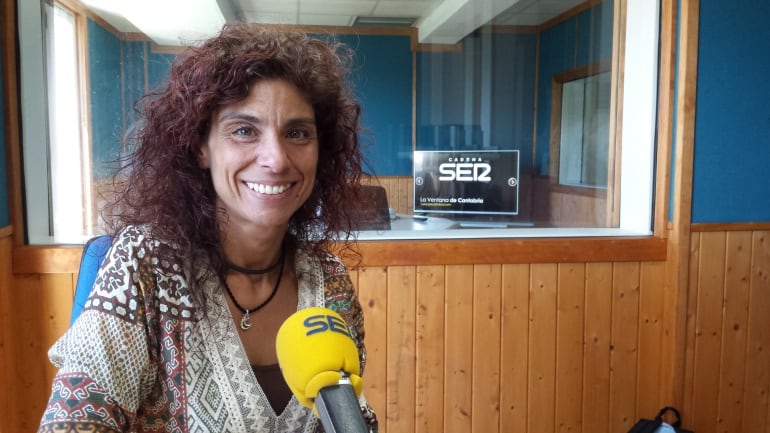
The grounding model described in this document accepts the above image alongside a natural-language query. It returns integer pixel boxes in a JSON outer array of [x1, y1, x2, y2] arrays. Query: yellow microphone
[[276, 307, 368, 432]]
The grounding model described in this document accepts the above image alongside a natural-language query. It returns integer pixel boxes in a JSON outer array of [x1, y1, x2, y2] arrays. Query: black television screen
[[413, 150, 520, 215]]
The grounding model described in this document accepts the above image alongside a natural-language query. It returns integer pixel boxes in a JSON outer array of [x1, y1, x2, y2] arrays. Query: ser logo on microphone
[[303, 314, 353, 339]]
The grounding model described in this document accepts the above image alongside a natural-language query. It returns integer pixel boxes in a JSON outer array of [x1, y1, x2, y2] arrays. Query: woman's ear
[[197, 143, 211, 169], [197, 119, 213, 169]]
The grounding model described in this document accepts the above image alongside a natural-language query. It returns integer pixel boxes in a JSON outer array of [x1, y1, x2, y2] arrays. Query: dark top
[[252, 363, 293, 415]]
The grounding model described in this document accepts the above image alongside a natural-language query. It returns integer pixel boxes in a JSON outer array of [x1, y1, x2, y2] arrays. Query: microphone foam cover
[[276, 307, 363, 408]]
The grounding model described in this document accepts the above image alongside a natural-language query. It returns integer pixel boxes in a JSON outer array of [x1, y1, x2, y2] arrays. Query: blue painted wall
[[120, 40, 175, 127], [120, 40, 175, 152], [0, 37, 9, 228], [692, 0, 770, 223], [88, 20, 124, 179], [87, 21, 177, 178], [338, 34, 413, 176], [121, 40, 147, 131]]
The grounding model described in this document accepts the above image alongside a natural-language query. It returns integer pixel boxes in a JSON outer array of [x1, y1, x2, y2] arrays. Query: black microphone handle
[[315, 376, 368, 433]]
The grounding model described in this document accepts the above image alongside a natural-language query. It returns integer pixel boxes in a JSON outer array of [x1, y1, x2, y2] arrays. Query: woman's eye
[[287, 128, 313, 140], [233, 126, 254, 137]]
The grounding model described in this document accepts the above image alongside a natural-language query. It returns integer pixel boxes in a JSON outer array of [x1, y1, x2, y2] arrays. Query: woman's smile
[[244, 181, 293, 195]]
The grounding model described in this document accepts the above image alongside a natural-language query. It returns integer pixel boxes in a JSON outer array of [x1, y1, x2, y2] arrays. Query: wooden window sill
[[12, 236, 667, 274]]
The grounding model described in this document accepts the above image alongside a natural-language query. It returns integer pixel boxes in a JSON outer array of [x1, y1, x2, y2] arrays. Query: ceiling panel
[[298, 0, 376, 16], [370, 1, 440, 18], [492, 12, 552, 26], [522, 0, 584, 14], [298, 14, 357, 26], [237, 0, 298, 15], [83, 0, 592, 45], [482, 0, 585, 27], [241, 12, 299, 24]]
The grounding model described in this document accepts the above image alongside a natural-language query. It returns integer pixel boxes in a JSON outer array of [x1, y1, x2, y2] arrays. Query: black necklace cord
[[226, 248, 284, 275], [224, 252, 285, 330]]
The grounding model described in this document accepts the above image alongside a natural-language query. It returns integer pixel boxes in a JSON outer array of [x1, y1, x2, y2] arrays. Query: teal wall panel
[[88, 26, 174, 179], [338, 34, 413, 176], [692, 0, 770, 222], [87, 19, 124, 179], [0, 37, 9, 228]]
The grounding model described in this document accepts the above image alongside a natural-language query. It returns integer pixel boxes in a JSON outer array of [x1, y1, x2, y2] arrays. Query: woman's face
[[199, 78, 318, 232]]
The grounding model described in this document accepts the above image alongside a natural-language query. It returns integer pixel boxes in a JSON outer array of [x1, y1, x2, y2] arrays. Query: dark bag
[[628, 406, 693, 433]]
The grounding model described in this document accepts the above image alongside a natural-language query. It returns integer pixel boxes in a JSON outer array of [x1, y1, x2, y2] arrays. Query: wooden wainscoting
[[350, 259, 670, 433], [3, 228, 769, 433], [3, 241, 668, 433], [362, 176, 413, 216], [1, 248, 75, 432], [549, 186, 608, 227], [0, 227, 14, 433], [683, 229, 770, 433]]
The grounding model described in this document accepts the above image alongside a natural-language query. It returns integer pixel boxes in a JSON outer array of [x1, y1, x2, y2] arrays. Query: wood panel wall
[[3, 224, 770, 433], [362, 176, 413, 216], [0, 229, 13, 432], [548, 189, 607, 227], [352, 260, 672, 433], [2, 249, 664, 432], [1, 229, 76, 432], [683, 229, 770, 433]]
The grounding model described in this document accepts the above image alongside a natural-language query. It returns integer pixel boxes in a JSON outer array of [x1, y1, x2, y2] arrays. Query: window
[[47, 3, 92, 241], [17, 0, 661, 244], [18, 0, 92, 244], [403, 0, 659, 237], [551, 66, 611, 190]]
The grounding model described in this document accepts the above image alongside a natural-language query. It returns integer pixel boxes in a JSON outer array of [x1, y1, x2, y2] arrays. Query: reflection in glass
[[416, 1, 614, 228]]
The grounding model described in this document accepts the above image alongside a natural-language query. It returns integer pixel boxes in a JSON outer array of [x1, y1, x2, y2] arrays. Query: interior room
[[1, 0, 769, 431]]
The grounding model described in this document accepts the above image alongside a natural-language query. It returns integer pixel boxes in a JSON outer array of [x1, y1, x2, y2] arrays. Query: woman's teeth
[[245, 182, 290, 195]]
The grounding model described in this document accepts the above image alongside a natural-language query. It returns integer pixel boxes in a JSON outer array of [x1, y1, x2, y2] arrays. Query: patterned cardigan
[[38, 225, 378, 433]]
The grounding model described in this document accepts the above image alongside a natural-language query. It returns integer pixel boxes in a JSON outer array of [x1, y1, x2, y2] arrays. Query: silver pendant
[[240, 311, 252, 330]]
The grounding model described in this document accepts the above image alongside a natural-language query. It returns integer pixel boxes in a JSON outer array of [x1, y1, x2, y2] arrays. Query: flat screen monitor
[[413, 150, 520, 216]]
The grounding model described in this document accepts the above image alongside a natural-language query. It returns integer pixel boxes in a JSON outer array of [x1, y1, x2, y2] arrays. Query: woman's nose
[[258, 133, 291, 171]]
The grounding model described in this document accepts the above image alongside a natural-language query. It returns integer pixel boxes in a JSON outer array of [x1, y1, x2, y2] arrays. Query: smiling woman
[[37, 22, 379, 433]]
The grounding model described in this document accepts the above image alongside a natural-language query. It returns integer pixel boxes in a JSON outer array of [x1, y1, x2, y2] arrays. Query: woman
[[39, 23, 377, 433]]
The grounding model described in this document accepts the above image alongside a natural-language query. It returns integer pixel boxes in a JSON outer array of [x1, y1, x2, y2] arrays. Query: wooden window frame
[[549, 60, 612, 198]]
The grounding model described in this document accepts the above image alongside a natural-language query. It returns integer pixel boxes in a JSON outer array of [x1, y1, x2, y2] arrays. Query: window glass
[[48, 4, 92, 241], [17, 0, 660, 244], [558, 71, 611, 189]]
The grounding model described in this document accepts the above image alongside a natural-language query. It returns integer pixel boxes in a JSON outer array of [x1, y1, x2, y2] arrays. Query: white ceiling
[[83, 0, 586, 46]]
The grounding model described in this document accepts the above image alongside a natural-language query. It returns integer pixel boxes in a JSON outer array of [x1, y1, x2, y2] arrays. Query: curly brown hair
[[105, 23, 365, 296]]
